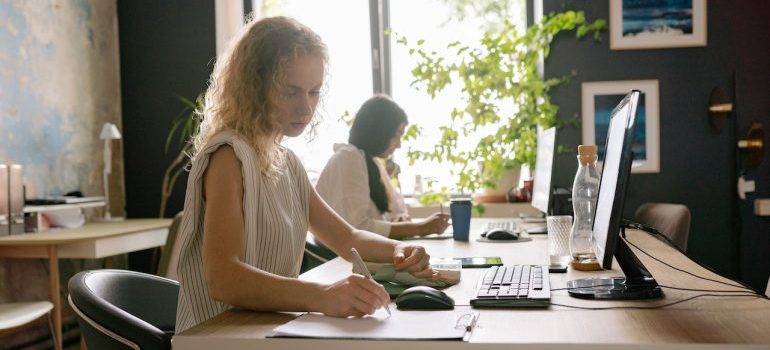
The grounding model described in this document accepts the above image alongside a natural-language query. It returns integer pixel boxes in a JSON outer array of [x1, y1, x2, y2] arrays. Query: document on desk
[[270, 309, 478, 341]]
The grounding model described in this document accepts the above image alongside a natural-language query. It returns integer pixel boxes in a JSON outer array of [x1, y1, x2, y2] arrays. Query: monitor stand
[[519, 212, 546, 223], [525, 225, 547, 234], [520, 213, 547, 234], [566, 234, 663, 300]]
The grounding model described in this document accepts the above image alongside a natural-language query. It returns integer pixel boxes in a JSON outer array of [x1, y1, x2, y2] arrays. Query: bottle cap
[[577, 145, 598, 156], [577, 145, 598, 166]]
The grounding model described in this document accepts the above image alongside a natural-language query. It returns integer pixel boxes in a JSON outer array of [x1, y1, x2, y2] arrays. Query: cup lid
[[450, 198, 472, 204]]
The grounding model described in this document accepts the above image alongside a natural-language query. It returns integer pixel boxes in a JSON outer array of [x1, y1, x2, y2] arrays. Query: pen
[[350, 248, 392, 316], [462, 313, 479, 342]]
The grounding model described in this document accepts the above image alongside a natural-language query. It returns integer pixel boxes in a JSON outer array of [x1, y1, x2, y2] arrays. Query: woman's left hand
[[393, 244, 436, 279]]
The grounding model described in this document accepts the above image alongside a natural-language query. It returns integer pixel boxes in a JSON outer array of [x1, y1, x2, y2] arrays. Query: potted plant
[[159, 95, 203, 218], [398, 10, 606, 201]]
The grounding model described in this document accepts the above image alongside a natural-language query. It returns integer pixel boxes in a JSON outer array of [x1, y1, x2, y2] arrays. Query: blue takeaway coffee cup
[[450, 199, 472, 241]]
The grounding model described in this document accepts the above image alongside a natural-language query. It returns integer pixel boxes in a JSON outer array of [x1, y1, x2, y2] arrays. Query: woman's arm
[[309, 186, 435, 277], [388, 213, 450, 238], [200, 146, 388, 316]]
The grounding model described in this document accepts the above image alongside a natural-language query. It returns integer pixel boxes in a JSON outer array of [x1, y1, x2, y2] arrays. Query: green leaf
[[399, 9, 606, 194]]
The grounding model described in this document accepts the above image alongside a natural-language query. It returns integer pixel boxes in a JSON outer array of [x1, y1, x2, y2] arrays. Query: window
[[261, 1, 374, 183], [389, 0, 526, 195], [255, 1, 527, 194]]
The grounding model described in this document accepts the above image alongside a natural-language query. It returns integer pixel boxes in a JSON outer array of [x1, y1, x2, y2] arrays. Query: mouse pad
[[475, 237, 533, 243], [400, 232, 454, 240]]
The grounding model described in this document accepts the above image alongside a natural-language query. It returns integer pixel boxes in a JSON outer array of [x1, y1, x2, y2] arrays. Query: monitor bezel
[[592, 90, 639, 269]]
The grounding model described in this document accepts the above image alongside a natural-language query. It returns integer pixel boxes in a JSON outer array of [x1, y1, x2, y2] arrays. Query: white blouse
[[175, 130, 310, 333], [315, 143, 408, 236]]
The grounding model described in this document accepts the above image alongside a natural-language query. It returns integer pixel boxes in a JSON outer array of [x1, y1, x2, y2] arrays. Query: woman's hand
[[393, 244, 436, 279], [415, 212, 450, 236], [315, 275, 390, 317]]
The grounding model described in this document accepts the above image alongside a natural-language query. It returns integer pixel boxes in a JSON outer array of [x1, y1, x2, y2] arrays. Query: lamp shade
[[100, 123, 122, 140]]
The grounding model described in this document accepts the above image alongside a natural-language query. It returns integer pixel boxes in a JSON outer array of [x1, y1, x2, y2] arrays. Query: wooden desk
[[172, 219, 770, 349], [0, 219, 172, 350]]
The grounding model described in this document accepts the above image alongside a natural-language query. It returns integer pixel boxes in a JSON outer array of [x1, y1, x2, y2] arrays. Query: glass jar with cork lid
[[569, 145, 601, 270]]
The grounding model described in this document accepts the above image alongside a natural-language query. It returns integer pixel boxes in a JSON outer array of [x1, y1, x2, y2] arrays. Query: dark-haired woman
[[316, 95, 450, 238]]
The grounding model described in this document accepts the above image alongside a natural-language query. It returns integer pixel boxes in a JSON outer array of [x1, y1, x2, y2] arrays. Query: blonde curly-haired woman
[[174, 16, 435, 333]]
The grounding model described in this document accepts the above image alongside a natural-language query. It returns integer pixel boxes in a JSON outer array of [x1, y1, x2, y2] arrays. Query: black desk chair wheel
[[68, 269, 179, 350]]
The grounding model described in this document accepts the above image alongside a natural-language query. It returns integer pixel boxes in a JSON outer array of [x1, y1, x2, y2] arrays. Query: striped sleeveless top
[[175, 130, 310, 333]]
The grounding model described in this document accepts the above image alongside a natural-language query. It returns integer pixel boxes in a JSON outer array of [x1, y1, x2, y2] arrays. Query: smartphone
[[457, 257, 503, 268], [548, 264, 568, 273]]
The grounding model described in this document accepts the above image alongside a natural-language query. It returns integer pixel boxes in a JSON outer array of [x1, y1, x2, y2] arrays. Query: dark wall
[[118, 0, 216, 220], [729, 2, 770, 293], [118, 0, 216, 272], [544, 1, 769, 289]]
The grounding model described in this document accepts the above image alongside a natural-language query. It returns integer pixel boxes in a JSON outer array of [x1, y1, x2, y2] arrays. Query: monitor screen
[[591, 91, 639, 268], [567, 90, 662, 300], [531, 127, 556, 215]]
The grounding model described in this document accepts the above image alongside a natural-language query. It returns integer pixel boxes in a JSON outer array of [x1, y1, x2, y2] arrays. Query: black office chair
[[68, 269, 179, 350], [634, 202, 692, 253], [301, 234, 338, 274]]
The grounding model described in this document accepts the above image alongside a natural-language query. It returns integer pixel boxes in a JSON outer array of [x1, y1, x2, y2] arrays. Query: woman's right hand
[[315, 275, 390, 317], [415, 212, 450, 236]]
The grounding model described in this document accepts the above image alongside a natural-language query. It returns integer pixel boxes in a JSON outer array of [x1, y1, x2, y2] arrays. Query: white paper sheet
[[271, 309, 476, 340]]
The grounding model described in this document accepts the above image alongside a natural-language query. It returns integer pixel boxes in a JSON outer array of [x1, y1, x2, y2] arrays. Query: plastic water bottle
[[569, 145, 600, 261]]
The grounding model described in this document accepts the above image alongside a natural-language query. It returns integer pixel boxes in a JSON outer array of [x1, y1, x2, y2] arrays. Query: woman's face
[[379, 122, 407, 158], [275, 52, 325, 137]]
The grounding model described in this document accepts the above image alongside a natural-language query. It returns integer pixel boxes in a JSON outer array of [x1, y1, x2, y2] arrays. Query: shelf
[[23, 201, 105, 213]]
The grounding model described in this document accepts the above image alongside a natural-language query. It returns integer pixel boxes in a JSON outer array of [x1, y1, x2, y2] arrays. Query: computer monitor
[[531, 126, 556, 216], [522, 127, 557, 234], [566, 90, 663, 300]]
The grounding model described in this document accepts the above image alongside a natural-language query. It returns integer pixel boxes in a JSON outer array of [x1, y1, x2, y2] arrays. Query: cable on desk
[[553, 284, 758, 294], [547, 293, 765, 310], [658, 285, 767, 294], [621, 222, 761, 294]]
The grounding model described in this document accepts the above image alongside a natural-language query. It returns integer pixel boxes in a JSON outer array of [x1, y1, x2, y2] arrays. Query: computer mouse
[[486, 228, 520, 241], [395, 286, 454, 310]]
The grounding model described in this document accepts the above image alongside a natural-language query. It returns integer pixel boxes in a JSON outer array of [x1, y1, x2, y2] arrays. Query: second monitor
[[526, 127, 572, 234]]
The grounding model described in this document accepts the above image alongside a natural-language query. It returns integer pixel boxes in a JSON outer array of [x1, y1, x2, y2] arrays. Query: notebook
[[270, 309, 479, 341]]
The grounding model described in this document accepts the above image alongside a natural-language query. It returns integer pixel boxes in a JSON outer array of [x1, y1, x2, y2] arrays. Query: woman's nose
[[296, 94, 313, 114]]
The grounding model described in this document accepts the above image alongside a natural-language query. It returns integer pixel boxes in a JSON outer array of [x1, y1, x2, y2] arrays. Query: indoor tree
[[398, 10, 606, 198]]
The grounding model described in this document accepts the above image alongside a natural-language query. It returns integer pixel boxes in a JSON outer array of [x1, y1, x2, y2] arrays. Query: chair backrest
[[634, 202, 692, 252], [68, 269, 179, 350], [157, 211, 184, 280], [0, 301, 53, 330], [0, 301, 55, 350], [300, 234, 338, 274]]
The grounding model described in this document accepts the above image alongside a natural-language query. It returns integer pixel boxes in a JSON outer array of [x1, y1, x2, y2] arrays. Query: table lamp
[[100, 123, 122, 220]]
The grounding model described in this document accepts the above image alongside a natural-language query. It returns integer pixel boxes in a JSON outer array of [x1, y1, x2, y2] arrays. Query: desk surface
[[0, 218, 172, 259], [172, 219, 770, 350], [0, 219, 171, 245]]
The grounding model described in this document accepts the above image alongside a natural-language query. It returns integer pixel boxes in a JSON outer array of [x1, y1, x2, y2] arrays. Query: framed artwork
[[582, 80, 660, 174], [610, 0, 707, 50]]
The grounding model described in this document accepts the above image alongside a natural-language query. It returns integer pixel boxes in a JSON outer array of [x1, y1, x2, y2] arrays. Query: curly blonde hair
[[193, 16, 327, 176]]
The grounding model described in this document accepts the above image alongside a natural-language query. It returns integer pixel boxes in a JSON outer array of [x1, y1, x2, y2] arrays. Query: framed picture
[[610, 0, 707, 50], [582, 80, 660, 174]]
